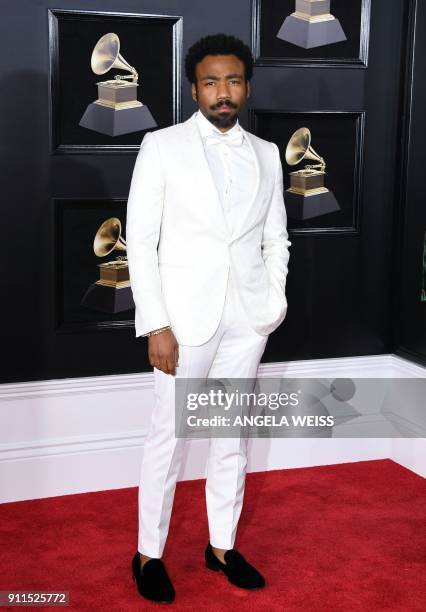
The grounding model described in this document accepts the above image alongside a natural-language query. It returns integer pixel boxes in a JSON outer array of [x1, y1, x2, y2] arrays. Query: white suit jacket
[[125, 111, 291, 346]]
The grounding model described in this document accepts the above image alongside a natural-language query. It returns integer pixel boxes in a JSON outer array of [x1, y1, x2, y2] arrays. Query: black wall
[[0, 0, 418, 384], [394, 0, 426, 367]]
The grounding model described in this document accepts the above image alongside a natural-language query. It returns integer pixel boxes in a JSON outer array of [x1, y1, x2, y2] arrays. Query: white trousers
[[137, 271, 269, 557]]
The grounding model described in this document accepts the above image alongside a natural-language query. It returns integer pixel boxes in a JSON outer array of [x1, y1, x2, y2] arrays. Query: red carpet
[[0, 459, 425, 611]]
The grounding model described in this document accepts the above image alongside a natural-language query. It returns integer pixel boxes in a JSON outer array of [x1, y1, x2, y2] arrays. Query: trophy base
[[79, 102, 157, 136], [80, 282, 135, 313], [285, 189, 341, 220], [277, 14, 347, 49]]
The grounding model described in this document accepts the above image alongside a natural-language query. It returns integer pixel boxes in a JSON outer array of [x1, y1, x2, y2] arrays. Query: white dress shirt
[[195, 110, 256, 235]]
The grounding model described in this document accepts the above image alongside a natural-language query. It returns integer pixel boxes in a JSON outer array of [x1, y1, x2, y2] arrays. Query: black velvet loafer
[[205, 542, 265, 589], [131, 551, 175, 603]]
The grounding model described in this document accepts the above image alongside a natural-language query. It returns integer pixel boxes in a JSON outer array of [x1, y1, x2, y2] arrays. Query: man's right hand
[[148, 329, 179, 376]]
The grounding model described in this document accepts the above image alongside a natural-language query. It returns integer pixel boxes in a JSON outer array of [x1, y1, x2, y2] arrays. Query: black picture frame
[[48, 9, 182, 154], [250, 109, 365, 235], [54, 197, 136, 332], [252, 0, 371, 67]]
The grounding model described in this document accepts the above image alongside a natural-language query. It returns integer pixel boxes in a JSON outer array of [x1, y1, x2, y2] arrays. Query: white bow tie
[[205, 129, 244, 148]]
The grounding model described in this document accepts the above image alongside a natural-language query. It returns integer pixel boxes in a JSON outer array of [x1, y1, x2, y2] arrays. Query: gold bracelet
[[148, 325, 172, 337]]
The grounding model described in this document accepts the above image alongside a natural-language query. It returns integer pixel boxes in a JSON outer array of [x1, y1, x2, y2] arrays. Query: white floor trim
[[0, 354, 424, 503]]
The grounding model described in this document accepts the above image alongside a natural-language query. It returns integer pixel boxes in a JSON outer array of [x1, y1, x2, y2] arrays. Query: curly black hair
[[185, 33, 254, 84]]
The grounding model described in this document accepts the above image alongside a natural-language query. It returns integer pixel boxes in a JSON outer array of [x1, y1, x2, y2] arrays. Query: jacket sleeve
[[126, 131, 171, 337], [261, 142, 292, 302]]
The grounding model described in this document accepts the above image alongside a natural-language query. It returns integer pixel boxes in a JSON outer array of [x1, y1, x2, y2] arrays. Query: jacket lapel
[[183, 113, 232, 238]]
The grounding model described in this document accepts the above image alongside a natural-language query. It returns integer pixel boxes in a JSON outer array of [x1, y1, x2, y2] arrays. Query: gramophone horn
[[93, 217, 127, 257], [91, 33, 138, 82], [285, 127, 325, 172]]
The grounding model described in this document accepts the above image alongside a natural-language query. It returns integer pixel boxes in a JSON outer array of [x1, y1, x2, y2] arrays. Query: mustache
[[211, 99, 238, 110]]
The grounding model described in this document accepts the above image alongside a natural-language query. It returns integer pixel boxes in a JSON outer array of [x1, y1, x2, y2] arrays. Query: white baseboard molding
[[1, 354, 424, 503]]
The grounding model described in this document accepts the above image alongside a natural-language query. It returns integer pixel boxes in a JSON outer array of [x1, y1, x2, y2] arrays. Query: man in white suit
[[126, 34, 291, 603]]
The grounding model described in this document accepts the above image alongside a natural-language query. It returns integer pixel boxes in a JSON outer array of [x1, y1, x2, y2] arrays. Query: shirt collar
[[195, 109, 244, 141]]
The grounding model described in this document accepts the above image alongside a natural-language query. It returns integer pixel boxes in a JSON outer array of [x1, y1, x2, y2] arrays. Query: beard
[[205, 99, 239, 129]]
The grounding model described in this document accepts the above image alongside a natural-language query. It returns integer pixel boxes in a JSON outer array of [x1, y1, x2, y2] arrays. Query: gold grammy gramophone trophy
[[285, 127, 340, 220], [80, 217, 135, 313], [79, 33, 157, 136], [277, 0, 346, 49]]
